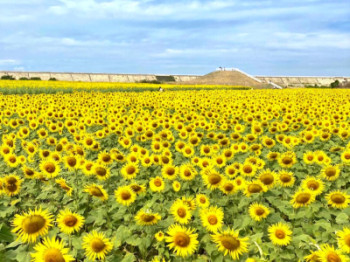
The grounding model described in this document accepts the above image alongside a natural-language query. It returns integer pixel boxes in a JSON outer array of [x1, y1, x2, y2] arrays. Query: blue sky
[[0, 0, 349, 76]]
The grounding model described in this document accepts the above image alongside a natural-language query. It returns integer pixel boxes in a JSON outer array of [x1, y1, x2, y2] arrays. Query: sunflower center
[[63, 215, 78, 227], [177, 208, 187, 218], [7, 177, 17, 184], [220, 236, 240, 251], [307, 156, 314, 161], [307, 181, 319, 190], [6, 183, 18, 192], [255, 207, 265, 216], [43, 248, 65, 262], [174, 232, 190, 247], [67, 157, 76, 167], [260, 174, 274, 185], [184, 170, 192, 177], [121, 191, 131, 200], [207, 215, 218, 225], [102, 155, 111, 162], [91, 238, 106, 253], [91, 187, 103, 197], [325, 167, 336, 177], [154, 179, 162, 187], [296, 193, 311, 204], [126, 166, 135, 175], [141, 214, 155, 222], [248, 184, 262, 193], [224, 184, 234, 192], [167, 168, 175, 176], [280, 174, 291, 183], [86, 138, 93, 145], [208, 174, 221, 185], [130, 185, 141, 192], [44, 163, 56, 173], [95, 167, 107, 177], [22, 215, 46, 234], [331, 194, 345, 204], [243, 166, 253, 173], [282, 157, 292, 165], [327, 252, 341, 262], [275, 229, 286, 239], [200, 197, 206, 204]]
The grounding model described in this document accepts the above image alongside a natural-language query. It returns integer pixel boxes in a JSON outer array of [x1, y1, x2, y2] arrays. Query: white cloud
[[0, 59, 20, 65]]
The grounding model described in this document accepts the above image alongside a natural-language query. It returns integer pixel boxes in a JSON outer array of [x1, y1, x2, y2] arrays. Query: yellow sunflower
[[200, 206, 224, 232], [3, 174, 22, 196], [40, 159, 60, 178], [12, 207, 53, 243], [211, 228, 249, 260], [31, 237, 74, 262], [84, 184, 108, 201], [55, 178, 73, 196], [316, 244, 348, 262], [277, 170, 295, 187], [337, 227, 350, 254], [278, 151, 297, 168], [196, 194, 210, 208], [93, 164, 110, 180], [82, 230, 113, 261], [291, 190, 316, 208], [129, 182, 146, 195], [244, 180, 268, 197], [135, 210, 161, 226], [248, 203, 270, 221], [114, 185, 136, 206], [179, 163, 197, 181], [121, 162, 139, 180], [165, 224, 198, 257], [155, 231, 165, 242], [326, 191, 350, 209], [162, 164, 178, 180], [57, 209, 85, 235], [321, 165, 341, 181], [268, 222, 292, 246], [202, 170, 224, 190], [149, 176, 165, 192], [172, 180, 181, 192], [301, 176, 324, 195], [170, 200, 192, 224]]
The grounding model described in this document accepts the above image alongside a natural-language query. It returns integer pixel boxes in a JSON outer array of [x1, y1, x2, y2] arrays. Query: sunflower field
[[0, 89, 350, 262]]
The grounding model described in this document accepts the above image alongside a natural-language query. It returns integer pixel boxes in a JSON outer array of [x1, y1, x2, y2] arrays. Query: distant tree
[[330, 80, 340, 88], [1, 75, 15, 80]]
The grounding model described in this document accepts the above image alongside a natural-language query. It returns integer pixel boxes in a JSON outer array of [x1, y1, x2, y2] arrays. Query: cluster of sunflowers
[[0, 89, 350, 262]]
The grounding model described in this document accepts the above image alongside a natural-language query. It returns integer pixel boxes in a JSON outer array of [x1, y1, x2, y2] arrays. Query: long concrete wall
[[256, 76, 350, 87], [0, 70, 349, 87], [0, 71, 200, 83]]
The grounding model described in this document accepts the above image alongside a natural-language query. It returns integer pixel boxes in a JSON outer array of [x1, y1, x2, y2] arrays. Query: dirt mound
[[181, 70, 265, 87]]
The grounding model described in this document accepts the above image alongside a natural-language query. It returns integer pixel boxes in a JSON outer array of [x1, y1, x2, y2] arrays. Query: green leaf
[[336, 213, 349, 224], [121, 253, 136, 262], [0, 223, 15, 242]]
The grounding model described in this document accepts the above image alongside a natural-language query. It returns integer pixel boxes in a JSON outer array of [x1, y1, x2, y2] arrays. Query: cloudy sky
[[0, 0, 349, 76]]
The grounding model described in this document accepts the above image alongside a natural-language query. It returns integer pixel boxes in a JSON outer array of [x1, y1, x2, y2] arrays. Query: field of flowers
[[0, 89, 350, 262]]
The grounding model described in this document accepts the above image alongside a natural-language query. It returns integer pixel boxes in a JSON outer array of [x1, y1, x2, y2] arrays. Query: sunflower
[[12, 207, 53, 243], [170, 200, 192, 224], [40, 159, 60, 178], [31, 237, 74, 262], [240, 163, 257, 177], [114, 186, 136, 206], [121, 162, 139, 180], [304, 250, 321, 262], [135, 210, 161, 226], [97, 151, 113, 165], [161, 164, 178, 180], [316, 244, 348, 262], [321, 165, 341, 181], [267, 152, 280, 161], [179, 163, 197, 181], [341, 150, 350, 164], [84, 184, 108, 201], [93, 164, 110, 180], [337, 227, 350, 254], [129, 182, 146, 195], [326, 191, 349, 209], [291, 190, 316, 208], [268, 222, 292, 246], [55, 178, 73, 196], [248, 203, 270, 221], [57, 209, 85, 235], [172, 181, 181, 192], [165, 224, 198, 257], [258, 169, 277, 189], [82, 230, 113, 261], [5, 153, 20, 168], [63, 155, 80, 171], [155, 231, 165, 242], [149, 176, 165, 192], [196, 194, 210, 208], [277, 170, 295, 187], [301, 176, 324, 195], [202, 170, 224, 190], [220, 180, 237, 195], [278, 151, 297, 168], [4, 174, 22, 196], [211, 228, 249, 260], [81, 160, 95, 176], [200, 206, 224, 232], [244, 180, 268, 197]]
